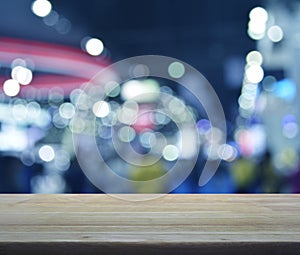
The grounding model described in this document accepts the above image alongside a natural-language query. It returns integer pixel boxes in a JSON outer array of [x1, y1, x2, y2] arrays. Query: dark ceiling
[[0, 0, 262, 120]]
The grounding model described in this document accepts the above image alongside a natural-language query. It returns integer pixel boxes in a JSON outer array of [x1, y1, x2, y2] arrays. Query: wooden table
[[0, 194, 299, 254]]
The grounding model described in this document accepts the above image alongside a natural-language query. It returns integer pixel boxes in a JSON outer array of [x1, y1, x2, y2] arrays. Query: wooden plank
[[0, 194, 299, 254]]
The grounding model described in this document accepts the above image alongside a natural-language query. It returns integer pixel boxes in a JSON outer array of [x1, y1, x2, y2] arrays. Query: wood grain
[[0, 194, 299, 254]]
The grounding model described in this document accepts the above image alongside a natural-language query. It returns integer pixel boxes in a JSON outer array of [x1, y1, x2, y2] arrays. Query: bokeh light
[[274, 79, 296, 102], [11, 66, 33, 85], [249, 7, 268, 23], [39, 145, 55, 162], [104, 81, 120, 98], [248, 20, 266, 35], [31, 0, 52, 18], [121, 79, 160, 103], [11, 58, 27, 68], [92, 101, 110, 118], [139, 131, 156, 149], [262, 76, 277, 92], [168, 62, 185, 78], [218, 144, 238, 162], [246, 51, 263, 66], [59, 103, 75, 119], [247, 6, 268, 40], [267, 25, 283, 43], [118, 126, 136, 143], [3, 79, 20, 97], [84, 38, 104, 56], [163, 144, 179, 161], [118, 100, 139, 125], [43, 10, 59, 26], [245, 65, 264, 83]]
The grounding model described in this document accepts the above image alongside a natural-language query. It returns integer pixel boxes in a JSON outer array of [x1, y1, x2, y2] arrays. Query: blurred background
[[0, 0, 300, 194]]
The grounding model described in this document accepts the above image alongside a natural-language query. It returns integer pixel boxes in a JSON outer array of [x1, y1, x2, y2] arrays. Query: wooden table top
[[0, 194, 299, 254]]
